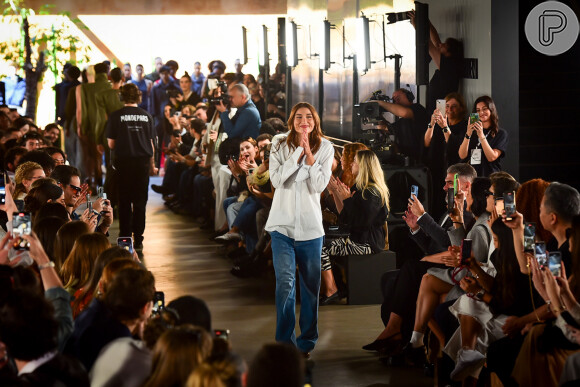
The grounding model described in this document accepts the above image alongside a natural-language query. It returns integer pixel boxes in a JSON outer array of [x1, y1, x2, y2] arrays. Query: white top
[[18, 351, 57, 375], [265, 133, 334, 241]]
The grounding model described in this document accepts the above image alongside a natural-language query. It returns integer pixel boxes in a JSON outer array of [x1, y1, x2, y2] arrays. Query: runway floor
[[117, 177, 433, 387]]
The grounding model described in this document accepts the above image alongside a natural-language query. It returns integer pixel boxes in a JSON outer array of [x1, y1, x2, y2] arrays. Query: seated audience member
[[166, 295, 213, 333], [402, 177, 495, 366], [18, 131, 42, 151], [77, 267, 155, 370], [363, 164, 476, 353], [216, 137, 260, 243], [72, 246, 134, 318], [43, 123, 61, 147], [515, 178, 552, 242], [246, 343, 306, 387], [458, 96, 508, 177], [60, 232, 111, 296], [320, 150, 389, 305], [0, 291, 89, 386], [24, 179, 65, 222], [35, 202, 71, 224], [143, 325, 213, 387], [53, 220, 90, 272], [50, 165, 88, 218], [444, 218, 541, 383], [338, 142, 368, 188], [33, 216, 68, 263], [3, 146, 27, 176], [186, 351, 246, 387], [265, 117, 287, 134], [19, 149, 57, 176], [168, 73, 201, 111], [44, 146, 66, 166], [13, 161, 45, 200]]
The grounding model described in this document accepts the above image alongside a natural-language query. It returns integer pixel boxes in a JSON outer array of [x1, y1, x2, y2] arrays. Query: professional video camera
[[208, 80, 230, 106], [355, 90, 394, 126]]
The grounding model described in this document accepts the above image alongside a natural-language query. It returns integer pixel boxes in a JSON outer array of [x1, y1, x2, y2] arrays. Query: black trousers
[[116, 157, 150, 245]]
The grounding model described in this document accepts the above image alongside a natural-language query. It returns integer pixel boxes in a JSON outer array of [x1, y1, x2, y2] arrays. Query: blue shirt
[[149, 81, 174, 118], [220, 100, 261, 140], [191, 73, 205, 97], [132, 79, 150, 111]]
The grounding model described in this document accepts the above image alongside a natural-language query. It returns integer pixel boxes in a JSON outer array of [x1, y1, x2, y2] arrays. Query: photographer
[[376, 88, 428, 163], [215, 84, 261, 141]]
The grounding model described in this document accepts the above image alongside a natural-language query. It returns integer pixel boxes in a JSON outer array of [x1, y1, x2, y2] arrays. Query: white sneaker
[[215, 232, 242, 243], [450, 348, 486, 381]]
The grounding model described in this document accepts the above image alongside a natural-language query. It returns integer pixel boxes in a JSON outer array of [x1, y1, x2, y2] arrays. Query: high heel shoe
[[362, 332, 402, 352]]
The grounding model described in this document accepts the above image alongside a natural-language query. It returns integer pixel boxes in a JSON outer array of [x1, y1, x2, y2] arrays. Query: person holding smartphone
[[265, 102, 334, 357], [458, 96, 508, 177]]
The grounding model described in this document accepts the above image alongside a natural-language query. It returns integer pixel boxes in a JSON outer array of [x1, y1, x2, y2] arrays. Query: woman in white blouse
[[265, 102, 334, 357]]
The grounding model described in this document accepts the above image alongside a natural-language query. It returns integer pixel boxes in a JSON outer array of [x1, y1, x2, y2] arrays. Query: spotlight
[[259, 25, 269, 67], [286, 20, 298, 68], [356, 15, 371, 72], [320, 20, 331, 70], [241, 26, 248, 65]]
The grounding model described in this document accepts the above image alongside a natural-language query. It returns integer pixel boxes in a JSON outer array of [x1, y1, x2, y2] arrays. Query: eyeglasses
[[67, 184, 82, 193], [484, 190, 494, 197]]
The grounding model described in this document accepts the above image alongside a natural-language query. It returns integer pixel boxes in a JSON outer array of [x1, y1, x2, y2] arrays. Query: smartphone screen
[[447, 189, 455, 214], [410, 185, 418, 200], [152, 291, 165, 315], [12, 212, 31, 250], [495, 198, 505, 216], [504, 191, 516, 220], [214, 329, 230, 341], [436, 99, 446, 116], [461, 239, 473, 265], [548, 251, 562, 277], [0, 175, 5, 205], [117, 237, 134, 254], [453, 173, 458, 196], [524, 222, 536, 252], [469, 113, 480, 124], [535, 241, 547, 267]]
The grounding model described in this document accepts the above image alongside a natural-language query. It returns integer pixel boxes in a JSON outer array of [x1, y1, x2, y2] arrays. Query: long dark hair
[[473, 95, 499, 136], [469, 177, 491, 218], [285, 102, 324, 155], [491, 218, 519, 309], [569, 215, 580, 299]]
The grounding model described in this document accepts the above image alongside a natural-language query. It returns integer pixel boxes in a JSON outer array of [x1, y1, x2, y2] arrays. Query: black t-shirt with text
[[106, 106, 154, 160]]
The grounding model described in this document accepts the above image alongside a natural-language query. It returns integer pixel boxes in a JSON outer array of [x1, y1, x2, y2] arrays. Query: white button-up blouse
[[265, 133, 334, 241]]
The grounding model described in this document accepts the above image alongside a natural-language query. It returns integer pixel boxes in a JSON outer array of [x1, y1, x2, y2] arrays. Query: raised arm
[[269, 137, 303, 188]]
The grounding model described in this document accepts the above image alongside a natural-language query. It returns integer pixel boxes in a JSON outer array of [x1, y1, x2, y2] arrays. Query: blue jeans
[[269, 231, 323, 353]]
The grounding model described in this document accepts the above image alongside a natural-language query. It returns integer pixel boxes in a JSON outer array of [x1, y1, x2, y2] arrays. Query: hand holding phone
[[504, 191, 516, 221], [548, 251, 562, 277], [410, 185, 418, 201], [117, 237, 134, 254], [461, 239, 473, 266], [524, 222, 536, 253]]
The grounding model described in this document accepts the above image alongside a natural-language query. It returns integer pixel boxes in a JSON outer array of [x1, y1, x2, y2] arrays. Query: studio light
[[356, 15, 371, 72], [286, 20, 298, 68], [320, 19, 331, 70], [259, 25, 269, 67], [241, 26, 248, 65]]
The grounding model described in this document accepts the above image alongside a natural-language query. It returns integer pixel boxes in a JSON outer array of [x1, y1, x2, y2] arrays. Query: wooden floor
[[115, 177, 433, 387]]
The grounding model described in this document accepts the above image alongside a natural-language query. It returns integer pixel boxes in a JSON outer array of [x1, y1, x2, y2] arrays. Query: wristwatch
[[443, 127, 450, 134], [475, 289, 485, 300], [465, 133, 471, 139]]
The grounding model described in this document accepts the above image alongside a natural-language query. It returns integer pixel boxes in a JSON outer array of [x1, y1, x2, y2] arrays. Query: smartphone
[[12, 212, 31, 250], [447, 189, 455, 214], [469, 113, 480, 124], [548, 251, 562, 277], [328, 225, 339, 232], [436, 99, 446, 116], [152, 291, 165, 315], [524, 222, 536, 253], [535, 241, 547, 268], [495, 197, 505, 216], [410, 185, 419, 200], [561, 311, 580, 330], [504, 191, 516, 220], [461, 239, 473, 265], [117, 237, 134, 254], [0, 172, 5, 205], [214, 329, 230, 341], [86, 194, 92, 213], [453, 173, 459, 196]]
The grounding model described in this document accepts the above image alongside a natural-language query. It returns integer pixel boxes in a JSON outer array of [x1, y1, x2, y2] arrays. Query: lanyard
[[475, 130, 490, 149]]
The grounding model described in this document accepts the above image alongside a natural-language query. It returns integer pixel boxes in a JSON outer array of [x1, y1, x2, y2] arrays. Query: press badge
[[470, 149, 482, 165]]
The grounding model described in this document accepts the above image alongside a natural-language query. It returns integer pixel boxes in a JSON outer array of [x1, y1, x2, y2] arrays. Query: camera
[[209, 81, 230, 106], [166, 85, 182, 99], [386, 11, 411, 24], [355, 90, 393, 126]]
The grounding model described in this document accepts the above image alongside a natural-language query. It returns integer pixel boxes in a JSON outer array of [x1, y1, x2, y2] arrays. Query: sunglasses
[[484, 190, 494, 198], [67, 184, 82, 193]]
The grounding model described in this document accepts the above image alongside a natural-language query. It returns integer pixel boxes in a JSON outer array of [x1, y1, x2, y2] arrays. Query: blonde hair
[[354, 150, 390, 210], [14, 161, 44, 199], [60, 233, 111, 292]]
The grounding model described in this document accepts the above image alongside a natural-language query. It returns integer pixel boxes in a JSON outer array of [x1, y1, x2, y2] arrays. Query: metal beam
[[67, 15, 123, 66]]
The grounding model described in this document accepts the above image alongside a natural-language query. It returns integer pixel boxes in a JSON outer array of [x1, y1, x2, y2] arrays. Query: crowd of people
[[0, 13, 578, 385]]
